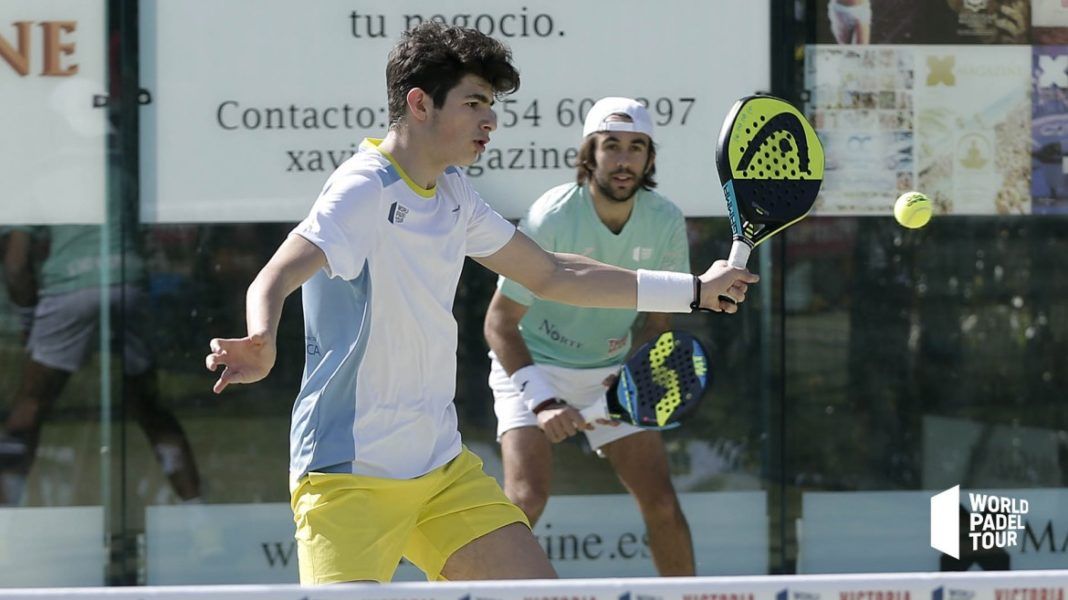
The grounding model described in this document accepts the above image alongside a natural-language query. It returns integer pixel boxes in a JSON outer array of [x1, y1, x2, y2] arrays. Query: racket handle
[[727, 240, 752, 268], [720, 241, 753, 306]]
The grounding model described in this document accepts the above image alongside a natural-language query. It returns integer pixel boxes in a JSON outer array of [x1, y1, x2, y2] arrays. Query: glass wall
[[1, 0, 1066, 587]]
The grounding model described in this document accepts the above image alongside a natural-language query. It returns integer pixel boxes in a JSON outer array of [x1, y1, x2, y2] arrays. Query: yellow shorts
[[290, 446, 528, 583]]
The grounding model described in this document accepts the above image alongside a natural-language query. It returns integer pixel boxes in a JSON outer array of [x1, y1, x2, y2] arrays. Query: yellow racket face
[[717, 95, 825, 247], [725, 96, 824, 183]]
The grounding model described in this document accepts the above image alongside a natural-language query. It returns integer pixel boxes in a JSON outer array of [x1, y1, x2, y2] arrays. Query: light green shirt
[[12, 211, 146, 297], [500, 183, 690, 368]]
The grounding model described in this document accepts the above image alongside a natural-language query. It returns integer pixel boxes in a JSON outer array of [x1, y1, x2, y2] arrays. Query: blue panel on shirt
[[376, 165, 402, 189], [290, 262, 372, 478]]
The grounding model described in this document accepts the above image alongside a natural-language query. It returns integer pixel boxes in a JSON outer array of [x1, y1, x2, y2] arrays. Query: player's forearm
[[631, 313, 672, 357], [244, 259, 311, 342], [485, 308, 559, 411], [244, 270, 288, 343], [484, 318, 536, 376], [532, 253, 638, 308]]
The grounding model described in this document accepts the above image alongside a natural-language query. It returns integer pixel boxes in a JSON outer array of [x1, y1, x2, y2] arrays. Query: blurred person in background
[[0, 224, 202, 506]]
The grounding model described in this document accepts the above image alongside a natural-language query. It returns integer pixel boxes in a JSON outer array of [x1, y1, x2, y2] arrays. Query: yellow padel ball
[[894, 191, 932, 229]]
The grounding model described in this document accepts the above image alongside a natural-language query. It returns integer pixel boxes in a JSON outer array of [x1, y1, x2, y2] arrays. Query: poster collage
[[806, 0, 1068, 215]]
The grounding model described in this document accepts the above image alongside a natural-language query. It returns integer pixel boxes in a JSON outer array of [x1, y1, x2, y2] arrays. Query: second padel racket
[[580, 331, 710, 430]]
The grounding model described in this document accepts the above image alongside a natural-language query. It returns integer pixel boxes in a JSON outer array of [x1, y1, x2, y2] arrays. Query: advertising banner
[[800, 488, 1068, 573], [913, 45, 1031, 215], [0, 0, 107, 225], [1032, 45, 1068, 213], [145, 491, 768, 584], [0, 506, 104, 586], [139, 0, 770, 222]]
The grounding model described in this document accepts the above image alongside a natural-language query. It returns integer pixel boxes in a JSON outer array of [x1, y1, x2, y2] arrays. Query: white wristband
[[636, 269, 695, 313], [510, 365, 556, 412]]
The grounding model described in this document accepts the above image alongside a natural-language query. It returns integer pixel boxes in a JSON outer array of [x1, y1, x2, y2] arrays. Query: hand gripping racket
[[580, 331, 710, 430], [717, 95, 825, 270]]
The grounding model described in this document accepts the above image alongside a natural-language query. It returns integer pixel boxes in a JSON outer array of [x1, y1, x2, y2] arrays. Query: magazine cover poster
[[1032, 45, 1068, 214], [806, 46, 916, 214], [1033, 0, 1068, 43], [913, 45, 1031, 214], [814, 0, 1029, 45]]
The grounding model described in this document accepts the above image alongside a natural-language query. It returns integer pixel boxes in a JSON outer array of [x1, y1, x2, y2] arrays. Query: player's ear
[[406, 88, 431, 122], [643, 137, 656, 174]]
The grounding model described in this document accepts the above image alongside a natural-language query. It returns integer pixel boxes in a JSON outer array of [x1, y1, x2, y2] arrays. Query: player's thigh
[[600, 430, 677, 500], [441, 521, 556, 580], [290, 472, 417, 584], [405, 447, 531, 581], [500, 427, 552, 495]]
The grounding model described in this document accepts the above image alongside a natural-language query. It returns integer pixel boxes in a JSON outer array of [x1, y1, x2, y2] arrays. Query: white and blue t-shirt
[[290, 138, 515, 481]]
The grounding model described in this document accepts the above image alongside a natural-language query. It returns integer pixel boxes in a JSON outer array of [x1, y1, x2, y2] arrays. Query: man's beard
[[593, 168, 641, 203]]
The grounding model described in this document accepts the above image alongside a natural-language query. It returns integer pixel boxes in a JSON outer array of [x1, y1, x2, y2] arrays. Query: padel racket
[[580, 331, 709, 430], [717, 95, 825, 269]]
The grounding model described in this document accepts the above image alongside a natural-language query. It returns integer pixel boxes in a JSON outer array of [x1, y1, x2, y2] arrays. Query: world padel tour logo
[[930, 485, 1029, 559]]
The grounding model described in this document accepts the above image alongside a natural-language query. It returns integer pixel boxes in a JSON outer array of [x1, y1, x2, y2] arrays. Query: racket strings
[[632, 338, 705, 426], [736, 113, 813, 175], [730, 110, 821, 223]]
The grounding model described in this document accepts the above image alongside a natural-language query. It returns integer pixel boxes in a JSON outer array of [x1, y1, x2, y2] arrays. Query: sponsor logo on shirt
[[388, 201, 409, 224], [632, 246, 652, 261]]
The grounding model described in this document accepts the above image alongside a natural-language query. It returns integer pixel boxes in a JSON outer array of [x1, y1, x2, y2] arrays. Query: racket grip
[[720, 241, 753, 306], [727, 240, 752, 268]]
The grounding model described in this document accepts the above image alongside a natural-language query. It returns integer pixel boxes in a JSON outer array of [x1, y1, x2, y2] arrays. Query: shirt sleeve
[[657, 209, 691, 273], [291, 172, 381, 281], [464, 187, 516, 259]]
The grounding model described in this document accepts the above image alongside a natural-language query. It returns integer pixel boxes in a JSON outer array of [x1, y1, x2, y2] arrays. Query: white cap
[[582, 97, 655, 140]]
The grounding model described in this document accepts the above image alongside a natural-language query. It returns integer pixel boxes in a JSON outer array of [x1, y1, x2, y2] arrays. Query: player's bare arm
[[632, 312, 672, 350], [484, 291, 536, 376], [476, 231, 759, 312], [205, 234, 327, 393], [484, 290, 591, 441]]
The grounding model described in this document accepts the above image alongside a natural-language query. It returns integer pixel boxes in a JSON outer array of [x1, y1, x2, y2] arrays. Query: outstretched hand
[[697, 259, 760, 313], [205, 333, 277, 394]]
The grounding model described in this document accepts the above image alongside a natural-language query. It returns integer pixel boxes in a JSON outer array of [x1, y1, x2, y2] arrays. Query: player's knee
[[507, 484, 548, 522], [637, 489, 684, 523]]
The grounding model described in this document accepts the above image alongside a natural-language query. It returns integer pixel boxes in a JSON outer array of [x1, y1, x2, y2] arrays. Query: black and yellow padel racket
[[717, 95, 825, 269], [580, 331, 709, 430]]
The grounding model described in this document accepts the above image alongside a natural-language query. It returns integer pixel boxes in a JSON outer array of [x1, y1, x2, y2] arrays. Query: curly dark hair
[[576, 134, 658, 190], [386, 22, 520, 126]]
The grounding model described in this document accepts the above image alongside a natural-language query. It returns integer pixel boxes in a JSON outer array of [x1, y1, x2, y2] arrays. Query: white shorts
[[488, 354, 643, 452], [28, 285, 152, 375]]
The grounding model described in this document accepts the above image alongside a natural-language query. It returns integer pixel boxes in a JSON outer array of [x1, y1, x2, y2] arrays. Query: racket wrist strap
[[510, 365, 556, 412], [532, 399, 566, 415], [636, 269, 694, 313], [690, 276, 713, 313]]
